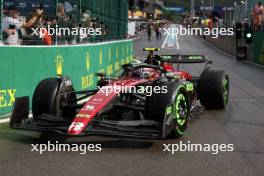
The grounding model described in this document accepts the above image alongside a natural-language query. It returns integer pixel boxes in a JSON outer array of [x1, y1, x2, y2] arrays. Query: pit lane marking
[[162, 24, 180, 50]]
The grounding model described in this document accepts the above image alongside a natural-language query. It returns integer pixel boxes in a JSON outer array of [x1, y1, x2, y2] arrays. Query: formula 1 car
[[10, 49, 229, 139]]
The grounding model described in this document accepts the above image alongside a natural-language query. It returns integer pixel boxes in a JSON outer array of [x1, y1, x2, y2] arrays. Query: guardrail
[[0, 40, 133, 117], [204, 34, 237, 56]]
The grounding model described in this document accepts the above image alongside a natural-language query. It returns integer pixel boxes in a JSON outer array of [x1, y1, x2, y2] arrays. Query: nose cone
[[68, 122, 85, 135]]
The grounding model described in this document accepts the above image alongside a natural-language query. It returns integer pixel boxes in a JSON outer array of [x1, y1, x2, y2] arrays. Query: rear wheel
[[198, 70, 229, 109]]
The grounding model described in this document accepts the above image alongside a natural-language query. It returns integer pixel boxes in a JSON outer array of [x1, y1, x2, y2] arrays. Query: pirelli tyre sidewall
[[198, 69, 229, 110]]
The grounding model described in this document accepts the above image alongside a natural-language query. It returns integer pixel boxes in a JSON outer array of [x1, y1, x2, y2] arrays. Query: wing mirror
[[207, 59, 213, 64], [205, 59, 213, 70]]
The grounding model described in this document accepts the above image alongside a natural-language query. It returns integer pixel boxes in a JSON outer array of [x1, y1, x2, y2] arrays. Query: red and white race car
[[10, 48, 229, 139]]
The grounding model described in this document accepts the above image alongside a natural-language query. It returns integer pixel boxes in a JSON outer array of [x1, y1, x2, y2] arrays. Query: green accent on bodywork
[[166, 73, 181, 79], [143, 48, 160, 51], [174, 75, 181, 79], [185, 83, 194, 92], [166, 106, 172, 115], [163, 55, 172, 60], [189, 56, 203, 60], [223, 77, 229, 106]]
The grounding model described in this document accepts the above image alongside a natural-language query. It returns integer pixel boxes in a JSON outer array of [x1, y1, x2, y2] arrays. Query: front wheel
[[146, 82, 190, 138], [169, 88, 190, 138], [32, 78, 61, 118], [32, 77, 77, 119]]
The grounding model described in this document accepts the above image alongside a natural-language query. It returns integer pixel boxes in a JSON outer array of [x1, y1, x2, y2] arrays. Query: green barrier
[[0, 40, 134, 117], [253, 32, 264, 65]]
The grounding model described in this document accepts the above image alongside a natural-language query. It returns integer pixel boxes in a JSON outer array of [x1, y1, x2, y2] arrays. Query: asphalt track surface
[[0, 25, 264, 176]]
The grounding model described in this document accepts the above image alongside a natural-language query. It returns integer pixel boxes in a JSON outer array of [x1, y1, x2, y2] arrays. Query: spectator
[[155, 24, 162, 41], [147, 24, 152, 41], [2, 5, 46, 45], [158, 25, 162, 40], [56, 3, 76, 45], [56, 3, 67, 44], [40, 16, 57, 45], [22, 5, 45, 45], [80, 10, 92, 43], [57, 3, 66, 19], [2, 5, 23, 45], [155, 24, 159, 40], [253, 2, 264, 31]]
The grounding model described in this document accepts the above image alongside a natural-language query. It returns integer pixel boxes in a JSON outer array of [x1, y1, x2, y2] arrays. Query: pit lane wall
[[0, 40, 133, 118], [204, 35, 236, 56], [204, 32, 264, 65], [253, 32, 264, 65]]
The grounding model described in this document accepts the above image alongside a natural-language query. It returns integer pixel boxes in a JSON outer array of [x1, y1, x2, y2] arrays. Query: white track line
[[176, 24, 181, 50], [176, 33, 180, 50], [0, 118, 10, 124], [162, 32, 169, 48], [162, 25, 180, 50]]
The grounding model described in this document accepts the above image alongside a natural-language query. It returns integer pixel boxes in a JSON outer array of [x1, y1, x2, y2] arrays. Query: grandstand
[[0, 0, 128, 45]]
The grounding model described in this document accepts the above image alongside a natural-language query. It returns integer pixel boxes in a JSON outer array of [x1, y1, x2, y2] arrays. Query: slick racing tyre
[[146, 81, 190, 138], [32, 78, 76, 119], [198, 69, 229, 110]]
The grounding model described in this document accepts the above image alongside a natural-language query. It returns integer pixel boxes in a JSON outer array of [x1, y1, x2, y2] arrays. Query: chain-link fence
[[0, 0, 128, 46]]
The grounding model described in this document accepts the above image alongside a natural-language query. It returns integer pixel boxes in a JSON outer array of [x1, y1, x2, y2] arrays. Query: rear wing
[[161, 55, 211, 64]]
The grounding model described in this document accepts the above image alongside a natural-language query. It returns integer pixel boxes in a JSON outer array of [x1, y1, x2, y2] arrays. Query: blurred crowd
[[1, 3, 110, 46], [180, 1, 264, 33], [146, 21, 166, 41]]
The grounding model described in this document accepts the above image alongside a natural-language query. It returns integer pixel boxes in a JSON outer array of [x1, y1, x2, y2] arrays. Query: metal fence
[[0, 0, 128, 46]]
